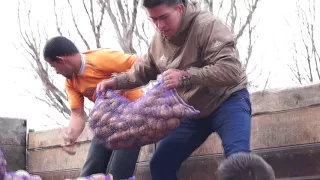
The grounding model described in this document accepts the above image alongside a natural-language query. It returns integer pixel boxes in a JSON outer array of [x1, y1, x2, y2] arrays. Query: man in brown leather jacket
[[97, 0, 252, 179]]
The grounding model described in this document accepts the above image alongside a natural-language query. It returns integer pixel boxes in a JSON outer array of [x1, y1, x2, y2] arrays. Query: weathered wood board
[[32, 144, 320, 180], [0, 117, 27, 171], [28, 105, 320, 175], [192, 105, 320, 156], [27, 83, 320, 179], [250, 83, 320, 115]]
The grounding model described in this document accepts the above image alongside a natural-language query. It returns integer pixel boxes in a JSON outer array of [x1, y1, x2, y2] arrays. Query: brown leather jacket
[[115, 0, 248, 119]]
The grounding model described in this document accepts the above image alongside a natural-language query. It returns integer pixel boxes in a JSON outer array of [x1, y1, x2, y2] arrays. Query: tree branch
[[67, 0, 91, 50]]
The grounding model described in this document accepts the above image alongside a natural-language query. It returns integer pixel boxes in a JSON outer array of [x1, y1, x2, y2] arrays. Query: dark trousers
[[80, 137, 140, 180], [150, 89, 252, 180]]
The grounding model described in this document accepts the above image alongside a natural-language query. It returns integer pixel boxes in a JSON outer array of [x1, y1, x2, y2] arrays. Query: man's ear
[[56, 56, 66, 64], [176, 3, 185, 14]]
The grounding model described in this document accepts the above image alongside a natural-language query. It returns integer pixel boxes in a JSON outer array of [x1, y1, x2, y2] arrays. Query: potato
[[134, 101, 146, 109], [94, 100, 106, 107], [148, 119, 158, 130], [156, 120, 167, 132], [96, 112, 113, 127], [122, 113, 134, 122], [117, 104, 126, 112], [108, 132, 122, 142], [168, 95, 179, 104], [116, 140, 126, 149], [115, 122, 128, 130], [131, 115, 145, 127], [122, 107, 132, 115], [126, 138, 137, 147], [101, 112, 112, 121], [145, 96, 156, 106], [156, 98, 166, 105], [143, 107, 153, 115], [109, 99, 121, 109], [92, 111, 104, 121], [159, 105, 173, 119], [109, 116, 120, 124], [88, 116, 99, 127], [107, 141, 119, 150], [106, 141, 113, 150], [90, 174, 107, 180], [94, 127, 103, 136], [97, 102, 111, 112], [166, 118, 180, 130], [100, 126, 110, 136], [172, 104, 185, 117], [155, 130, 167, 140], [141, 135, 151, 144], [151, 89, 164, 96], [149, 106, 160, 116], [138, 125, 148, 136], [129, 128, 140, 137], [105, 91, 114, 99], [146, 128, 156, 137]]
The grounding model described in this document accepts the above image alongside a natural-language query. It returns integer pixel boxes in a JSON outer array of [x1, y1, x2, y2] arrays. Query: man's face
[[147, 4, 184, 37], [46, 56, 74, 79]]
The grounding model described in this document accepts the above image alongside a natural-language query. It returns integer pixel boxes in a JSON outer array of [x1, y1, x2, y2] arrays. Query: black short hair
[[143, 0, 184, 8], [43, 36, 79, 62], [217, 153, 275, 180]]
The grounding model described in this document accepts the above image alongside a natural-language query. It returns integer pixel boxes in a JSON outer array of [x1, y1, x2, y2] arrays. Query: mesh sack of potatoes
[[88, 80, 200, 150]]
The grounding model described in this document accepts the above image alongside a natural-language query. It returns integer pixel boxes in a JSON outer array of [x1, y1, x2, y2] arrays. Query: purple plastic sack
[[89, 80, 200, 149]]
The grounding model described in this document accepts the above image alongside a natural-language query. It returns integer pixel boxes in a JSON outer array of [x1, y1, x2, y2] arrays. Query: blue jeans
[[150, 89, 252, 180]]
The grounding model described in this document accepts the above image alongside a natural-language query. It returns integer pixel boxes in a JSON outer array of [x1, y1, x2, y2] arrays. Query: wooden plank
[[139, 143, 320, 180], [28, 143, 90, 173], [28, 123, 154, 162], [31, 144, 320, 180], [278, 176, 320, 180], [255, 143, 320, 178], [135, 162, 152, 180], [192, 106, 320, 156], [0, 145, 26, 171], [251, 106, 320, 150], [251, 83, 320, 115], [0, 118, 26, 171], [28, 142, 154, 173], [28, 105, 320, 172], [138, 144, 155, 162], [28, 123, 93, 149], [31, 164, 150, 180], [0, 117, 26, 146]]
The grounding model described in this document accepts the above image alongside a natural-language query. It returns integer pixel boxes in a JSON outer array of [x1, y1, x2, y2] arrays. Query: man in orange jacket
[[43, 36, 144, 179]]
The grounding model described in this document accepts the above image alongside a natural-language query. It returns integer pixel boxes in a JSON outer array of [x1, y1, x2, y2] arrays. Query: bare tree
[[202, 0, 260, 70], [201, 0, 263, 89], [16, 0, 71, 118], [99, 0, 151, 54], [16, 0, 108, 119], [67, 0, 107, 49], [288, 0, 319, 85]]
